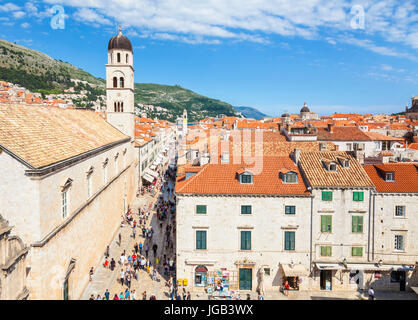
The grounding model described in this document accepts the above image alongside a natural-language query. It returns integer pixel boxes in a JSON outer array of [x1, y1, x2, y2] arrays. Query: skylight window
[[240, 173, 253, 184], [283, 172, 298, 183], [385, 172, 395, 182]]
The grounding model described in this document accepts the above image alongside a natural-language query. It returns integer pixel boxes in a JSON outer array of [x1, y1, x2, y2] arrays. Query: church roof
[[108, 31, 133, 52], [0, 104, 129, 169]]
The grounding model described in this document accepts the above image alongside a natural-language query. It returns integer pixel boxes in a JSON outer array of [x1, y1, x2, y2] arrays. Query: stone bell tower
[[105, 26, 135, 138]]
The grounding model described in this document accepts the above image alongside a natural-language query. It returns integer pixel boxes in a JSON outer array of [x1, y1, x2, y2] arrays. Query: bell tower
[[106, 26, 135, 138]]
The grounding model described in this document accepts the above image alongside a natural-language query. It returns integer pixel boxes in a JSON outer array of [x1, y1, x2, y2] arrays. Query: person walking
[[120, 269, 125, 286], [124, 288, 130, 300], [139, 241, 143, 255], [113, 294, 119, 300], [118, 232, 122, 246], [368, 287, 375, 300], [110, 258, 116, 271], [186, 292, 191, 300], [105, 245, 110, 258], [89, 267, 94, 281], [131, 290, 136, 300], [142, 291, 147, 300], [145, 244, 149, 258], [104, 289, 110, 301], [152, 243, 158, 257], [126, 272, 131, 289], [134, 243, 139, 254]]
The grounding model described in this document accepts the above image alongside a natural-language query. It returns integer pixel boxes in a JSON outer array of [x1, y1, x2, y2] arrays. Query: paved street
[[81, 164, 177, 300]]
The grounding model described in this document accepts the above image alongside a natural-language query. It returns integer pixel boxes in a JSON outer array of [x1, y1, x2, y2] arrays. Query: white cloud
[[13, 11, 26, 19], [21, 22, 31, 29], [23, 0, 417, 58], [0, 3, 20, 12]]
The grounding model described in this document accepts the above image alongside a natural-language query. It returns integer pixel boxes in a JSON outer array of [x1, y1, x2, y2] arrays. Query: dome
[[300, 102, 310, 113], [108, 30, 133, 52]]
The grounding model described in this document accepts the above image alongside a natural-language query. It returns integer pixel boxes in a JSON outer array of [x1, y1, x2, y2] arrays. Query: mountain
[[234, 106, 269, 120], [0, 38, 238, 122]]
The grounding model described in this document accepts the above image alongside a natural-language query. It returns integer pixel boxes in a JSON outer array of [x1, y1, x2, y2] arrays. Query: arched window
[[113, 77, 117, 88], [126, 54, 129, 63], [121, 102, 123, 112], [114, 102, 117, 112], [120, 77, 124, 88], [117, 53, 121, 63], [117, 102, 120, 112]]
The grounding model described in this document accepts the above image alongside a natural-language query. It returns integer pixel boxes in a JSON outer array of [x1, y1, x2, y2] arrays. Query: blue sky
[[0, 0, 417, 116]]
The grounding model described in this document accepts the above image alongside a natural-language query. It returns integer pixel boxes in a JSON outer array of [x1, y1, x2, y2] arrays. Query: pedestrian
[[134, 243, 139, 254], [186, 292, 191, 300], [131, 290, 136, 300], [120, 269, 125, 286], [246, 294, 251, 300], [152, 266, 157, 281], [145, 244, 149, 258], [89, 267, 94, 281], [142, 291, 147, 300], [368, 287, 375, 300], [152, 243, 158, 257], [139, 242, 143, 255], [119, 291, 124, 300], [89, 294, 95, 300], [104, 289, 110, 301], [132, 227, 136, 239], [105, 245, 110, 258], [103, 257, 109, 268], [182, 288, 186, 300], [118, 232, 122, 245], [126, 273, 131, 288], [96, 294, 102, 300], [113, 294, 119, 300], [110, 258, 116, 271], [125, 288, 130, 300]]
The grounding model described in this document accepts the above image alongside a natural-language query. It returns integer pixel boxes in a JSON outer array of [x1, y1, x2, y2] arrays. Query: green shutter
[[196, 231, 207, 249], [285, 206, 295, 215], [352, 216, 363, 233], [196, 205, 207, 214], [241, 231, 251, 250], [285, 231, 295, 250], [321, 215, 332, 233], [353, 192, 364, 201], [352, 247, 363, 257], [321, 246, 332, 256], [322, 191, 333, 201], [241, 205, 252, 215]]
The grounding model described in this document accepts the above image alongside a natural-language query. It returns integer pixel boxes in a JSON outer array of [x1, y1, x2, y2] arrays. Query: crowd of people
[[87, 162, 183, 300]]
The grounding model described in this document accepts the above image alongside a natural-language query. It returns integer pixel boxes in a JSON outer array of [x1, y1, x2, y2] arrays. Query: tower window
[[121, 102, 123, 112], [113, 77, 117, 88], [126, 54, 129, 63], [117, 52, 121, 63], [114, 102, 117, 112], [120, 77, 124, 88]]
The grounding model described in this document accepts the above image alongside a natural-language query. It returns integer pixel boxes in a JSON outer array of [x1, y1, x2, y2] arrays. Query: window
[[126, 54, 129, 63], [264, 268, 271, 276], [240, 174, 253, 184], [320, 246, 332, 257], [241, 205, 252, 215], [240, 231, 251, 250], [385, 172, 395, 182], [62, 190, 68, 219], [283, 172, 298, 183], [87, 174, 92, 198], [120, 77, 124, 88], [352, 216, 363, 233], [346, 143, 352, 151], [394, 235, 404, 251], [196, 231, 207, 250], [285, 205, 296, 215], [351, 247, 363, 257], [353, 192, 364, 202], [117, 52, 121, 63], [196, 205, 207, 214], [395, 206, 405, 217], [322, 191, 333, 201], [321, 215, 332, 233], [113, 77, 117, 88], [329, 163, 337, 172], [284, 231, 295, 251]]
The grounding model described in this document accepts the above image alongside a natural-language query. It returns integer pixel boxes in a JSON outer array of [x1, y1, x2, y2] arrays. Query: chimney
[[328, 123, 334, 133], [293, 149, 300, 164]]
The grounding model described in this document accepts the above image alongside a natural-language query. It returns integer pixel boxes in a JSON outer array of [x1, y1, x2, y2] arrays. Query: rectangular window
[[196, 205, 207, 214], [351, 247, 363, 257], [395, 206, 405, 217], [353, 192, 364, 202], [285, 205, 296, 215], [240, 231, 252, 250], [394, 235, 404, 251], [196, 231, 207, 250], [321, 215, 332, 233], [62, 191, 68, 219], [322, 191, 333, 201], [87, 175, 92, 198], [284, 231, 295, 251], [241, 205, 252, 215], [240, 174, 253, 184], [352, 216, 363, 233], [320, 246, 332, 257]]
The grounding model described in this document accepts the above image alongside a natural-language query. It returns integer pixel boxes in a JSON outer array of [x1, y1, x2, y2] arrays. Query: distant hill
[[0, 38, 239, 122], [234, 106, 268, 120]]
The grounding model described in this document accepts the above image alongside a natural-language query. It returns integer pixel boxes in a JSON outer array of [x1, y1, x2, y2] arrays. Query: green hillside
[[0, 38, 238, 121]]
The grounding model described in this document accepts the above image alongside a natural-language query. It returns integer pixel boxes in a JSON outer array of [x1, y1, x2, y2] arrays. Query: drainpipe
[[372, 192, 376, 261], [367, 189, 372, 262], [309, 194, 314, 274]]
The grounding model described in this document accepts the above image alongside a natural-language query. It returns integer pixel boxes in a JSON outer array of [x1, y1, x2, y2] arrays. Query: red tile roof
[[176, 156, 309, 196], [363, 163, 418, 193]]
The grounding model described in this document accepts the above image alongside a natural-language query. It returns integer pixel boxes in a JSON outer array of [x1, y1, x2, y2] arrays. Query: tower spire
[[118, 24, 122, 34]]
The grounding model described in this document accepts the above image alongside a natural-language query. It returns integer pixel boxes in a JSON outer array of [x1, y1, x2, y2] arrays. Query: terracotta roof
[[176, 156, 309, 196], [363, 132, 402, 141], [363, 163, 418, 193], [317, 126, 372, 141], [408, 143, 418, 151], [299, 151, 374, 188], [0, 104, 128, 169]]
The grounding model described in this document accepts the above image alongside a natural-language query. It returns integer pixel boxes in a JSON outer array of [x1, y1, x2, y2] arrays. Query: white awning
[[281, 264, 309, 277], [142, 174, 155, 183], [315, 263, 344, 270], [412, 287, 418, 295], [145, 169, 159, 178], [149, 164, 157, 171]]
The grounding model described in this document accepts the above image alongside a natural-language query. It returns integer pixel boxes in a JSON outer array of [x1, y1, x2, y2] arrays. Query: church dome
[[300, 102, 310, 113], [108, 30, 132, 52]]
